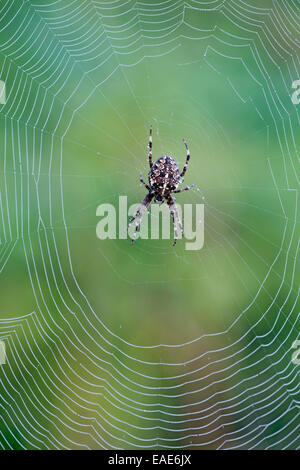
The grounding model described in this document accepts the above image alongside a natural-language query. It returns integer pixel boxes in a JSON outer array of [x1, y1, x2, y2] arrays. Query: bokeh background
[[0, 0, 299, 449]]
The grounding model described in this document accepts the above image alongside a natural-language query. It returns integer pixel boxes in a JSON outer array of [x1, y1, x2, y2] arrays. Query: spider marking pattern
[[127, 125, 195, 246]]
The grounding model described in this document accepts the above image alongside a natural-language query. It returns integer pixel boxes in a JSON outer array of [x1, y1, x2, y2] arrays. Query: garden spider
[[127, 125, 195, 246]]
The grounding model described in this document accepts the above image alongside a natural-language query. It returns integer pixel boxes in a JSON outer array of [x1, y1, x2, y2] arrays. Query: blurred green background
[[0, 0, 299, 450]]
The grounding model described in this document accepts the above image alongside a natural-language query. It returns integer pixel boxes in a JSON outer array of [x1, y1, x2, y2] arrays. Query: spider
[[127, 125, 195, 246]]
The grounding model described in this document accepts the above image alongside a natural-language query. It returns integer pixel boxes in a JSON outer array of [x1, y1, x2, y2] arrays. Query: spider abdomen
[[148, 155, 181, 199]]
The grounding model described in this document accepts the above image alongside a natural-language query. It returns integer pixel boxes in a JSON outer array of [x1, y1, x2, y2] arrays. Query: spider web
[[0, 0, 299, 450]]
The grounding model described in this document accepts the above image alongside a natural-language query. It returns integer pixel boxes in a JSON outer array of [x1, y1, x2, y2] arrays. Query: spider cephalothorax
[[127, 125, 195, 246]]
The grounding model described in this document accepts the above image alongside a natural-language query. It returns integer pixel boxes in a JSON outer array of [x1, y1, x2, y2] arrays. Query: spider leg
[[173, 184, 195, 193], [180, 138, 190, 179], [167, 195, 184, 246], [175, 203, 184, 240], [127, 192, 154, 245], [148, 125, 153, 168], [140, 171, 151, 191]]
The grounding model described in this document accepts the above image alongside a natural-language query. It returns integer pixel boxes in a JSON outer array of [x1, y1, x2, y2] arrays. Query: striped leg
[[148, 125, 153, 168], [174, 201, 184, 239], [173, 184, 195, 193], [127, 192, 153, 245], [140, 171, 151, 191], [167, 195, 184, 246], [181, 138, 190, 179]]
